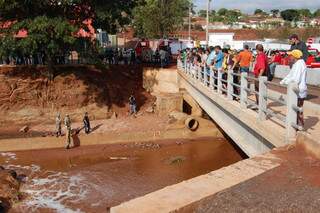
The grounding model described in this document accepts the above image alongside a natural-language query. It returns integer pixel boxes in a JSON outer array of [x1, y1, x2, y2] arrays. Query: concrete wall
[[143, 68, 180, 94], [275, 65, 320, 87]]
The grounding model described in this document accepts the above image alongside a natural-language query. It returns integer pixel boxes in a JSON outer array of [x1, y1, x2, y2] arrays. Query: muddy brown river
[[0, 137, 245, 213]]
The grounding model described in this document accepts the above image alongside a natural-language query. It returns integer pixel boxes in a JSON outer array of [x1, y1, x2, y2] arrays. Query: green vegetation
[[0, 0, 136, 78], [133, 0, 190, 38]]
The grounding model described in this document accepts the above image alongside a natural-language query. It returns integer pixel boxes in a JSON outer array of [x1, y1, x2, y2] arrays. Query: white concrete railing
[[177, 60, 303, 142]]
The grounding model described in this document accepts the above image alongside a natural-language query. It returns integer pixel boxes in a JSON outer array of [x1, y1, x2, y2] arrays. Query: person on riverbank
[[129, 94, 137, 116], [253, 44, 269, 105], [280, 49, 307, 128], [55, 113, 62, 137], [83, 112, 91, 134], [289, 34, 308, 62], [64, 114, 73, 149]]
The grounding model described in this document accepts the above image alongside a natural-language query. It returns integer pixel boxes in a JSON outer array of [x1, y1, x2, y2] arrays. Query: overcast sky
[[194, 0, 320, 13]]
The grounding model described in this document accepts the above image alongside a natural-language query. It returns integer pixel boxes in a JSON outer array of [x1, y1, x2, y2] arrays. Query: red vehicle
[[306, 48, 320, 68], [278, 48, 320, 68]]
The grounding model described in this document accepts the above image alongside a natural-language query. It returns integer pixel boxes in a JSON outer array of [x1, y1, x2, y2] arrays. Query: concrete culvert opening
[[185, 117, 199, 131]]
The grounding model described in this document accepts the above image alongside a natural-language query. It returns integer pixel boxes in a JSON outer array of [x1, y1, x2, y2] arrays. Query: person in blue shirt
[[212, 46, 224, 89], [214, 46, 224, 71], [206, 46, 215, 74]]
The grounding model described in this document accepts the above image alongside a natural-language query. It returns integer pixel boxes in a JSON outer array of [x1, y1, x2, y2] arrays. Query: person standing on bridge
[[235, 44, 253, 73], [253, 44, 269, 105], [289, 34, 309, 62], [280, 49, 307, 128]]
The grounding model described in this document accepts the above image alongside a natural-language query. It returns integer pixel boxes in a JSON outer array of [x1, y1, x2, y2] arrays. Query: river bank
[[1, 137, 244, 212]]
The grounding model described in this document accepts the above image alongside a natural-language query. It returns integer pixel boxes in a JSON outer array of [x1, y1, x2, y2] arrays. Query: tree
[[217, 8, 228, 16], [254, 9, 265, 15], [0, 0, 137, 79], [298, 9, 312, 19], [133, 0, 190, 38], [198, 10, 207, 18], [0, 0, 87, 79], [314, 9, 320, 18], [91, 0, 138, 33], [280, 9, 300, 22], [270, 9, 280, 17]]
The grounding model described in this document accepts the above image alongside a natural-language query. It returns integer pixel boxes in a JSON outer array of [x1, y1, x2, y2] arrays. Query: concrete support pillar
[[209, 71, 214, 90], [202, 65, 206, 84], [240, 72, 248, 108], [217, 69, 222, 94], [258, 76, 268, 121], [197, 65, 201, 81], [286, 82, 298, 142], [227, 69, 233, 101]]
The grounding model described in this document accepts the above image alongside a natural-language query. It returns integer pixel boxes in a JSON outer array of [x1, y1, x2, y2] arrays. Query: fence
[[177, 60, 303, 142]]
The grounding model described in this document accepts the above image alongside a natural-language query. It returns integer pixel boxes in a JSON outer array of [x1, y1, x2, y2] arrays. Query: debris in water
[[109, 157, 129, 160], [166, 156, 186, 165]]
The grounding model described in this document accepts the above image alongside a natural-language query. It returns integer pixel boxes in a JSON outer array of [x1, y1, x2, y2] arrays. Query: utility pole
[[188, 1, 192, 43], [206, 0, 211, 47]]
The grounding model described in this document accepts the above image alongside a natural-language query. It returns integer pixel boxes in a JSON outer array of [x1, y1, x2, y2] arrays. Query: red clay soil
[[0, 65, 155, 127], [189, 144, 320, 213]]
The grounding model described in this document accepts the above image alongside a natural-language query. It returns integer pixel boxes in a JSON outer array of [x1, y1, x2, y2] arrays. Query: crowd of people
[[102, 46, 172, 68], [178, 34, 308, 129]]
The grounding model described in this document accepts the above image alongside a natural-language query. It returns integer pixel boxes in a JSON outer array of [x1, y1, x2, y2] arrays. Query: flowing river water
[[1, 137, 245, 213]]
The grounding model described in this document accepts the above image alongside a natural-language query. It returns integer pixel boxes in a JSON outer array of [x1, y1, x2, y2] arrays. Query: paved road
[[193, 145, 320, 213], [270, 78, 320, 104]]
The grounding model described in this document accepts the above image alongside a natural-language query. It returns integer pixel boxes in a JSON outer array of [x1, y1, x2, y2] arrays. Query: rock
[[8, 170, 17, 179], [111, 112, 117, 119], [0, 170, 20, 212], [19, 125, 29, 133], [145, 106, 154, 113]]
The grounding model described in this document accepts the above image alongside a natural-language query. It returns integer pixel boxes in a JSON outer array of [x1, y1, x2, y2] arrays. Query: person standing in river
[[55, 113, 62, 137], [64, 114, 73, 149], [83, 112, 91, 134]]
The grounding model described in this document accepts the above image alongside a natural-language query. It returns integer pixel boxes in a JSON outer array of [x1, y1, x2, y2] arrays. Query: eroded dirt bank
[[0, 65, 154, 131]]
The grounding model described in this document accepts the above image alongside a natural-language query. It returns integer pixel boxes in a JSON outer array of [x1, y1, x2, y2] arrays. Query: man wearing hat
[[280, 49, 307, 128], [289, 34, 309, 62]]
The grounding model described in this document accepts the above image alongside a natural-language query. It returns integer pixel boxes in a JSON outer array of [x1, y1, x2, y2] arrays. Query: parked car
[[306, 48, 320, 68]]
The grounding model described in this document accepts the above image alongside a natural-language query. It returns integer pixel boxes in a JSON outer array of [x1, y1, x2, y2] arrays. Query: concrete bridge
[[144, 62, 319, 157], [112, 63, 320, 213]]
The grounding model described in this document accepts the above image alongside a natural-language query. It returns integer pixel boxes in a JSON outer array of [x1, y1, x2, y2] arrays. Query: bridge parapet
[[177, 60, 303, 155]]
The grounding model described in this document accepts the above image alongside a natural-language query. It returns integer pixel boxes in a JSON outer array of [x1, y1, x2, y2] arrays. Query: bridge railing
[[177, 60, 303, 142]]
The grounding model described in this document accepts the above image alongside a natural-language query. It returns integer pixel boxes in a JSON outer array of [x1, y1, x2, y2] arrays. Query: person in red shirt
[[268, 50, 282, 81], [253, 44, 269, 105]]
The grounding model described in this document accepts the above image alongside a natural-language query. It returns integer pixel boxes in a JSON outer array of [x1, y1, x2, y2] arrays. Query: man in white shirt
[[280, 49, 307, 128]]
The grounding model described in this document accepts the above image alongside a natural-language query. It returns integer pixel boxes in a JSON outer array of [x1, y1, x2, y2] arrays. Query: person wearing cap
[[289, 34, 309, 62], [280, 49, 307, 128]]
